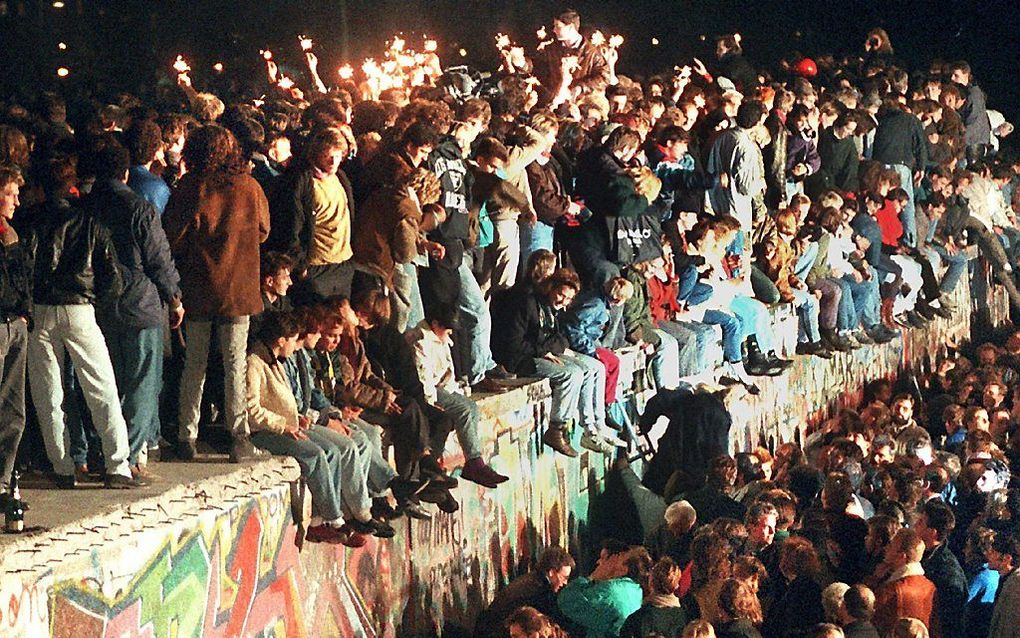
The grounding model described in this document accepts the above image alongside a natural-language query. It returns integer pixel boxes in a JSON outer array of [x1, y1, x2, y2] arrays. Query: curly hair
[[181, 125, 247, 181], [0, 125, 30, 168], [718, 578, 764, 625]]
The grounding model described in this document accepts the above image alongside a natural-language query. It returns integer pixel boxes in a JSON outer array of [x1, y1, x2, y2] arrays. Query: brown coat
[[335, 333, 394, 411], [164, 172, 269, 317], [351, 185, 420, 284], [873, 573, 935, 636]]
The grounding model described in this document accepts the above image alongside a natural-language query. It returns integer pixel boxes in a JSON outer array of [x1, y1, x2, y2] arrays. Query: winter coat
[[527, 159, 572, 226], [637, 388, 732, 495], [0, 223, 32, 321], [818, 130, 860, 192], [333, 333, 395, 412], [351, 184, 420, 284], [245, 341, 299, 435], [25, 197, 122, 306], [961, 84, 992, 147], [558, 576, 644, 638], [561, 289, 611, 356], [490, 285, 567, 376], [922, 543, 968, 638], [621, 268, 660, 347], [89, 179, 180, 329], [872, 109, 929, 172], [873, 571, 935, 636], [164, 172, 269, 317]]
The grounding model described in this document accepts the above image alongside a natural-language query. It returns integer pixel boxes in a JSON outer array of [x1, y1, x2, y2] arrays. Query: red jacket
[[874, 202, 903, 247]]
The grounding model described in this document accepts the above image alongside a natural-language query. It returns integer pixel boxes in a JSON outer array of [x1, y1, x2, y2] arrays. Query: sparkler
[[213, 62, 224, 73], [590, 31, 606, 47], [261, 49, 273, 61], [277, 75, 294, 90], [423, 38, 438, 52], [495, 33, 512, 50], [299, 35, 314, 51], [56, 67, 69, 77], [609, 35, 624, 48], [338, 64, 354, 80], [172, 55, 191, 74]]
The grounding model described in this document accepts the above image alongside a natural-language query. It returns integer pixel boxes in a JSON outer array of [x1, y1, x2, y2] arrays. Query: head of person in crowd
[[542, 269, 581, 312], [733, 555, 767, 595], [260, 252, 294, 304], [506, 606, 565, 638], [892, 618, 928, 638], [779, 535, 821, 583], [535, 545, 575, 593], [124, 119, 165, 168], [745, 500, 778, 550], [684, 620, 716, 638], [884, 527, 925, 571], [716, 577, 764, 625], [181, 124, 246, 182], [0, 166, 24, 223], [664, 499, 697, 537], [840, 583, 876, 625]]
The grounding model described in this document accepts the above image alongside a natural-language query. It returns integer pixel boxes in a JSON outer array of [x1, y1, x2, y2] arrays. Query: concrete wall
[[0, 258, 1006, 638]]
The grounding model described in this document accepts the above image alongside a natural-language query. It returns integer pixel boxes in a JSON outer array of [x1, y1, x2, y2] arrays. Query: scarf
[[644, 593, 681, 608]]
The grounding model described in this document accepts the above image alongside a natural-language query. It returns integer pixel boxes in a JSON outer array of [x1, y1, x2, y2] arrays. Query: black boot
[[745, 338, 783, 377]]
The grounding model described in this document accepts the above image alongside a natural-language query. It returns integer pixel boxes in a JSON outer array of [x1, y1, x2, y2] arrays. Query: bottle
[[5, 471, 24, 533]]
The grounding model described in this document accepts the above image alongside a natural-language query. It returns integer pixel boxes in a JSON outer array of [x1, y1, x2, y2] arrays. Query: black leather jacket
[[25, 197, 122, 305]]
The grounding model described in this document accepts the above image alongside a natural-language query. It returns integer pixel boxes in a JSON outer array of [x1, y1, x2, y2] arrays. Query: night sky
[[3, 0, 1019, 122]]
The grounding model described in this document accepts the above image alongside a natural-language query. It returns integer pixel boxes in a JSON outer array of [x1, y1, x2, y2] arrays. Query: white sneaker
[[598, 426, 629, 448], [580, 431, 615, 454]]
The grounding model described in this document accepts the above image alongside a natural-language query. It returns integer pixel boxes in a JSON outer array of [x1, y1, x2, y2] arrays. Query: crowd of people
[[480, 333, 1020, 638], [1, 6, 1020, 633]]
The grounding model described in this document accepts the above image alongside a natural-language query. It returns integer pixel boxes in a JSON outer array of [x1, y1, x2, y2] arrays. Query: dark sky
[[3, 0, 1019, 121]]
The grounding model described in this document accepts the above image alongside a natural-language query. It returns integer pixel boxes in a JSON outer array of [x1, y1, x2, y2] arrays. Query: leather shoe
[[460, 458, 509, 488], [542, 427, 578, 457], [177, 439, 197, 461]]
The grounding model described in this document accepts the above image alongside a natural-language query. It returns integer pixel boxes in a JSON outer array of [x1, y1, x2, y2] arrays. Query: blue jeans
[[930, 245, 966, 293], [65, 360, 98, 468], [103, 323, 163, 466], [457, 258, 496, 384], [252, 424, 369, 521], [730, 296, 776, 353], [648, 329, 680, 390], [844, 269, 881, 329], [534, 355, 584, 425], [702, 309, 743, 363], [887, 163, 916, 247], [791, 289, 822, 343], [656, 321, 709, 377], [435, 388, 482, 460], [519, 221, 555, 279], [392, 262, 424, 333], [560, 350, 606, 431], [831, 278, 857, 331]]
